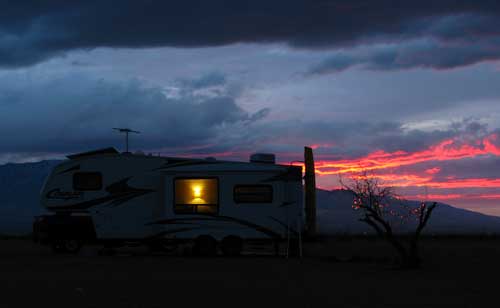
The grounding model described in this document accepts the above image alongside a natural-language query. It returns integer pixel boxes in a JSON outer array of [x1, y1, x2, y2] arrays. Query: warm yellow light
[[192, 185, 202, 198], [192, 197, 205, 204], [175, 178, 217, 206]]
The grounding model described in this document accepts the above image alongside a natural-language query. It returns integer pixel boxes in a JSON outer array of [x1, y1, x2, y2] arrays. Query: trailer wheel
[[98, 246, 117, 256], [221, 236, 242, 257], [51, 240, 82, 254], [148, 239, 178, 253], [63, 239, 82, 254], [51, 241, 66, 254], [194, 236, 217, 257]]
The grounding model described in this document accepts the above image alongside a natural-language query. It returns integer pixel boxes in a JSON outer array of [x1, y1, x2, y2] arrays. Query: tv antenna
[[113, 128, 140, 153]]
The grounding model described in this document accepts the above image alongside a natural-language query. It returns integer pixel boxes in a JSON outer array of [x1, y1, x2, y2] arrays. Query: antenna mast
[[113, 128, 140, 153]]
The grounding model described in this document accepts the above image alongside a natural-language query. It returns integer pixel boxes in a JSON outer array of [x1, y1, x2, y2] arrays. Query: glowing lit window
[[234, 185, 273, 203], [174, 178, 218, 214]]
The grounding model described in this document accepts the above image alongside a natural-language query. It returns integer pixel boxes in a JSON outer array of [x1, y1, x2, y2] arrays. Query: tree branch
[[359, 216, 384, 237]]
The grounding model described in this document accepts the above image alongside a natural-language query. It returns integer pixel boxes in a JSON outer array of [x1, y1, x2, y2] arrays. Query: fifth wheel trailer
[[33, 147, 317, 255]]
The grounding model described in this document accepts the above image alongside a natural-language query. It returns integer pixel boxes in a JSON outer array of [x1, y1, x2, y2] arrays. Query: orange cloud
[[356, 175, 500, 189], [309, 143, 335, 150], [404, 194, 463, 200], [405, 193, 500, 201], [290, 134, 500, 202], [417, 178, 500, 189], [425, 167, 441, 175], [314, 133, 500, 175]]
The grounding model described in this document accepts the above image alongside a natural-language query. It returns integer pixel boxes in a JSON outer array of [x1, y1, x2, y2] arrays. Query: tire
[[52, 240, 81, 254], [221, 236, 243, 257], [99, 248, 116, 256], [63, 239, 82, 254], [51, 241, 66, 254], [148, 239, 178, 253], [194, 236, 217, 257]]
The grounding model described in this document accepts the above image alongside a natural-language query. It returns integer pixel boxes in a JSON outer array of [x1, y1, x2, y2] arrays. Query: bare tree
[[341, 174, 437, 269]]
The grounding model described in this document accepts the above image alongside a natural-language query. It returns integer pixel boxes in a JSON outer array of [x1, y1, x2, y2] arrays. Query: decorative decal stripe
[[260, 167, 302, 182], [147, 216, 282, 239], [269, 216, 299, 235], [46, 193, 123, 210], [109, 190, 154, 207], [217, 215, 282, 239], [146, 217, 217, 225], [47, 192, 126, 210], [153, 160, 219, 171], [47, 177, 155, 210], [46, 189, 83, 200], [279, 201, 295, 208], [146, 227, 200, 239]]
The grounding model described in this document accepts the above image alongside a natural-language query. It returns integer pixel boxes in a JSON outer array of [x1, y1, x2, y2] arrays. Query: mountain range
[[1, 160, 500, 235], [316, 189, 500, 234]]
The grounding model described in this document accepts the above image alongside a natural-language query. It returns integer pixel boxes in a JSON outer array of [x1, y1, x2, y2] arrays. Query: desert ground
[[0, 237, 499, 308]]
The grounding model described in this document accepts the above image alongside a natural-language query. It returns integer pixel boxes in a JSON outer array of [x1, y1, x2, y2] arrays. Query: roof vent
[[250, 153, 275, 164]]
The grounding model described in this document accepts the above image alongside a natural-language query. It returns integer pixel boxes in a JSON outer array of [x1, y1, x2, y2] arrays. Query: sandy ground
[[0, 238, 499, 308]]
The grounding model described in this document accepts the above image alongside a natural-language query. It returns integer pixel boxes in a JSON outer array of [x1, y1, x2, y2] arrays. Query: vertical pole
[[298, 218, 303, 258], [125, 131, 129, 152], [304, 146, 317, 238], [286, 202, 290, 258], [286, 218, 290, 259]]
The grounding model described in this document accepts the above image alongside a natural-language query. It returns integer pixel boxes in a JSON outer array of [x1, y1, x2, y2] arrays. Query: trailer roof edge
[[67, 147, 119, 160]]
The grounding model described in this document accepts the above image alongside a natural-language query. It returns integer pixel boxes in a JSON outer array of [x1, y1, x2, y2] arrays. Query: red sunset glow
[[404, 194, 500, 201], [167, 133, 500, 213], [313, 134, 500, 175], [291, 133, 500, 211]]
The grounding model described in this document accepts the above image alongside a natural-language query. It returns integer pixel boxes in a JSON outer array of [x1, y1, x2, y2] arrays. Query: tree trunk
[[401, 253, 421, 269], [387, 235, 421, 269], [404, 236, 422, 269]]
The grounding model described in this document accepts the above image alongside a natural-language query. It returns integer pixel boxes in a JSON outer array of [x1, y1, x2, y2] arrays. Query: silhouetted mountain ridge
[[317, 189, 500, 234], [1, 160, 500, 234], [0, 160, 60, 233]]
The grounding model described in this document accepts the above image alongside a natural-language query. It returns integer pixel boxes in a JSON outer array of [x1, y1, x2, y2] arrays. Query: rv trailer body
[[35, 149, 304, 251]]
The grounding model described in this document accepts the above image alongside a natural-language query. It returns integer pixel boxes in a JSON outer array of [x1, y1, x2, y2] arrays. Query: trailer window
[[174, 178, 218, 214], [234, 185, 273, 203], [73, 172, 102, 191]]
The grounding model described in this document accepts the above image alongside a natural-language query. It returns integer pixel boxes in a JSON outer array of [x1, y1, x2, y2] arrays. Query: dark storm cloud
[[0, 69, 497, 167], [366, 128, 455, 153], [427, 156, 500, 180], [0, 73, 268, 154], [365, 119, 491, 154], [308, 11, 500, 73], [178, 72, 227, 90], [2, 1, 500, 68], [309, 36, 500, 74], [208, 118, 490, 161]]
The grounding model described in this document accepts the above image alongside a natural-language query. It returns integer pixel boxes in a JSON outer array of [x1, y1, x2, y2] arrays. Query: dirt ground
[[0, 238, 499, 308]]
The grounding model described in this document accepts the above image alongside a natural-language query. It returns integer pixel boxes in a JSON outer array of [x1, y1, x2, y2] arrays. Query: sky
[[2, 1, 500, 215]]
